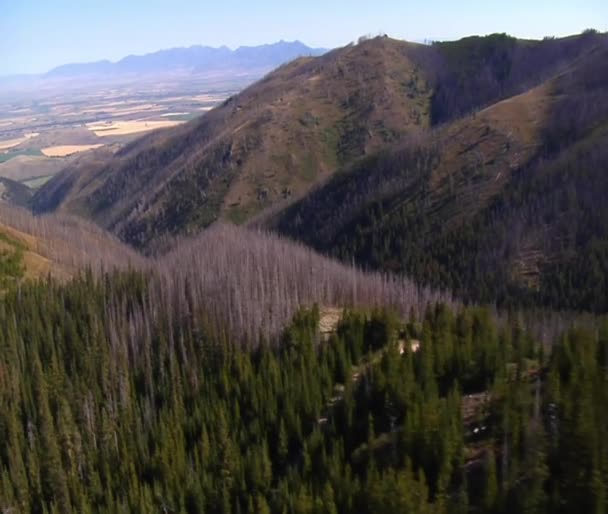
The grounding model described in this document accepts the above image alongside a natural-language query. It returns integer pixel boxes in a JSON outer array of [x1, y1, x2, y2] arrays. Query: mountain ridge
[[44, 40, 328, 78]]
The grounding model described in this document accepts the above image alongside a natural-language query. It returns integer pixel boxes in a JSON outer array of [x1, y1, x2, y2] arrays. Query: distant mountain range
[[44, 41, 328, 78]]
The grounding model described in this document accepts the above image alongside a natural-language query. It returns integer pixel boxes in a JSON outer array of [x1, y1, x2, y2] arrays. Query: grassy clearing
[[0, 224, 57, 285], [160, 112, 199, 121]]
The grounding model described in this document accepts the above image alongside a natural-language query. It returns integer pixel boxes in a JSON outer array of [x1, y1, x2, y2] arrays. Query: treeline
[[0, 271, 606, 512]]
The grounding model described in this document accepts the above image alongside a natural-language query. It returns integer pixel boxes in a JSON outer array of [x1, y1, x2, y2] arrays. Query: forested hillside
[[0, 270, 606, 513], [274, 34, 608, 313]]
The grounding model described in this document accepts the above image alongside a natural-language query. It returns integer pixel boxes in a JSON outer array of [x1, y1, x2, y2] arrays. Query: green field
[[0, 148, 42, 163]]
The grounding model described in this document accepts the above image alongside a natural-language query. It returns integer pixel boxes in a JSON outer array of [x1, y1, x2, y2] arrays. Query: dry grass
[[0, 205, 145, 280], [21, 248, 56, 280], [0, 223, 37, 248], [0, 137, 25, 150], [87, 120, 183, 136], [423, 80, 556, 233], [41, 144, 104, 157], [477, 80, 556, 145], [0, 222, 56, 281]]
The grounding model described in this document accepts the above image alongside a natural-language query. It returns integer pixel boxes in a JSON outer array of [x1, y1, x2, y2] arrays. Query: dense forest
[[0, 269, 606, 513]]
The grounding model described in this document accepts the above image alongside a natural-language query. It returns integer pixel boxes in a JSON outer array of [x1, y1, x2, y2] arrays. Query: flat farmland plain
[[0, 73, 246, 198]]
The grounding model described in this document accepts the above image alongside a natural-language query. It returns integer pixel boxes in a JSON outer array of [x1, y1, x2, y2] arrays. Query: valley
[[0, 19, 607, 514]]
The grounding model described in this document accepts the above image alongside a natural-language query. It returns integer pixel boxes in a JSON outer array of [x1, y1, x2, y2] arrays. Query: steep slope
[[274, 39, 608, 312]]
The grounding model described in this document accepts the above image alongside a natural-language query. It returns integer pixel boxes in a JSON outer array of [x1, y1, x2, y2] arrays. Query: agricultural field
[[0, 75, 238, 199], [86, 120, 182, 136], [41, 144, 104, 157]]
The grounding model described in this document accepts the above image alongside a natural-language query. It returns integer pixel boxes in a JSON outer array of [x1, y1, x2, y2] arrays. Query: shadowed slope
[[273, 40, 608, 311]]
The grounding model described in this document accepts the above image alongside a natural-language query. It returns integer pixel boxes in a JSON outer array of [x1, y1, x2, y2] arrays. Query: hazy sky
[[1, 0, 606, 75]]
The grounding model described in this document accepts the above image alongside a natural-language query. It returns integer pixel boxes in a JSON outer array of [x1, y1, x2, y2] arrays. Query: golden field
[[41, 144, 104, 157], [87, 120, 184, 137]]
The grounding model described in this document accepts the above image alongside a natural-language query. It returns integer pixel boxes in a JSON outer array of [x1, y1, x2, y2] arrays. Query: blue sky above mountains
[[2, 0, 606, 75]]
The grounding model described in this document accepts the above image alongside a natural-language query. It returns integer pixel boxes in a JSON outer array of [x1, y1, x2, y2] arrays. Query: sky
[[1, 0, 607, 75]]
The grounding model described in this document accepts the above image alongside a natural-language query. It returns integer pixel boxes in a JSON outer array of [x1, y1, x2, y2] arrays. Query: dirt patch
[[462, 392, 490, 425], [319, 307, 343, 338]]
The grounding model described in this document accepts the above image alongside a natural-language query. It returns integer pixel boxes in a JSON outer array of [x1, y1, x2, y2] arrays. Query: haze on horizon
[[1, 0, 607, 76]]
